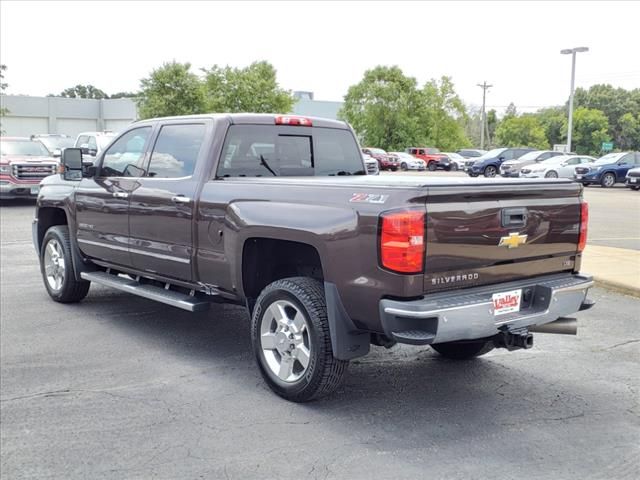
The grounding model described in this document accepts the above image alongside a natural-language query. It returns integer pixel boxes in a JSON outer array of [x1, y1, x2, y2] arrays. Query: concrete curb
[[593, 277, 640, 298]]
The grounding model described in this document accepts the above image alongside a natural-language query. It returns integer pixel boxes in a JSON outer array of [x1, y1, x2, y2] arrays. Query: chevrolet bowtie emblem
[[499, 232, 528, 248]]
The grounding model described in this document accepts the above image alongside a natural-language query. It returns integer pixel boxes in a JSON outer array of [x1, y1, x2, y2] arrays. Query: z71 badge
[[349, 193, 389, 204]]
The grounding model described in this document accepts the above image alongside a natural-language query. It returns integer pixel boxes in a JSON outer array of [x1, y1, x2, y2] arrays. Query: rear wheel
[[401, 162, 408, 171], [545, 170, 558, 178], [40, 226, 91, 303], [601, 173, 616, 188], [251, 277, 348, 402], [483, 165, 498, 177], [431, 340, 494, 360], [427, 162, 437, 171]]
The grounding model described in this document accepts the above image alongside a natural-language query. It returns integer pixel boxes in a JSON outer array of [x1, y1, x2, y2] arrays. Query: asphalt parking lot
[[1, 191, 639, 479]]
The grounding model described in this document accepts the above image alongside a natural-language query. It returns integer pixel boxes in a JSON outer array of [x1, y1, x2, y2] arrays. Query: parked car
[[388, 152, 426, 171], [520, 155, 596, 179], [74, 131, 117, 160], [441, 152, 466, 171], [500, 150, 566, 177], [361, 147, 398, 171], [574, 151, 640, 188], [31, 134, 75, 158], [406, 147, 448, 171], [457, 149, 487, 159], [33, 113, 593, 402], [625, 167, 640, 190], [362, 153, 380, 175], [467, 147, 536, 177], [0, 137, 58, 199]]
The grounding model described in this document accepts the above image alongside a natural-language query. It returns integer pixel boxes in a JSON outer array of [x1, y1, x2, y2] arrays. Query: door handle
[[112, 191, 129, 199], [172, 195, 191, 204]]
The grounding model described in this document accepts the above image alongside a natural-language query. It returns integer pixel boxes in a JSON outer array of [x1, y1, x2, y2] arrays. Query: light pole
[[477, 81, 492, 149], [561, 47, 589, 152]]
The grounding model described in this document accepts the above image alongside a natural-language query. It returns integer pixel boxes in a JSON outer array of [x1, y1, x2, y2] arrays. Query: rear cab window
[[217, 125, 365, 177]]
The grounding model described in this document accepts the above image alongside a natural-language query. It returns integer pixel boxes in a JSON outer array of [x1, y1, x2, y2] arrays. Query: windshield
[[367, 148, 386, 155], [516, 151, 544, 162], [97, 135, 116, 150], [1, 140, 51, 156], [444, 152, 463, 160], [594, 153, 625, 165], [475, 148, 507, 160], [218, 125, 365, 177], [37, 136, 75, 152], [390, 152, 414, 160], [537, 156, 568, 166]]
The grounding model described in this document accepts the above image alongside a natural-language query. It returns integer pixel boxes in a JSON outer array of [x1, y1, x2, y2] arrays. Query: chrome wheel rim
[[486, 167, 496, 177], [44, 239, 65, 291], [546, 171, 558, 178], [604, 175, 615, 187], [260, 299, 311, 383]]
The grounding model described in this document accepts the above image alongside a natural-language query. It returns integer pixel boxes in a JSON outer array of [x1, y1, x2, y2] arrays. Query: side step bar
[[81, 271, 211, 312]]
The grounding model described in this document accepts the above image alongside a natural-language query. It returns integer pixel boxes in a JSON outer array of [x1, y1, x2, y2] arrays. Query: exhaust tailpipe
[[529, 317, 577, 335]]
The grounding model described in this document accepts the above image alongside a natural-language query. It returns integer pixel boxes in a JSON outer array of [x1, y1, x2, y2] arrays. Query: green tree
[[535, 106, 566, 147], [202, 61, 294, 113], [495, 115, 548, 149], [486, 109, 498, 145], [420, 76, 470, 150], [573, 84, 640, 150], [137, 61, 206, 119], [503, 102, 518, 120], [339, 65, 424, 150], [110, 91, 138, 99], [618, 113, 640, 151], [57, 84, 109, 99], [571, 107, 610, 155], [0, 64, 8, 134]]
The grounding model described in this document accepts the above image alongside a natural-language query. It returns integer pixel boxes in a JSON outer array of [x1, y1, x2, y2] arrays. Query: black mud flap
[[324, 282, 370, 361]]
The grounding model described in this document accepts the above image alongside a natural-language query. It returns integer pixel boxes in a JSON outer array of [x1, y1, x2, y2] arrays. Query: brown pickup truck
[[33, 114, 594, 402]]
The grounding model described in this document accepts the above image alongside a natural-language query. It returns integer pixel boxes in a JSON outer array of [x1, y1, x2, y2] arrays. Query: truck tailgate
[[424, 181, 583, 292]]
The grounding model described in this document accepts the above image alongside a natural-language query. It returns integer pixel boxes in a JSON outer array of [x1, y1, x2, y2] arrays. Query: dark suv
[[468, 147, 536, 177]]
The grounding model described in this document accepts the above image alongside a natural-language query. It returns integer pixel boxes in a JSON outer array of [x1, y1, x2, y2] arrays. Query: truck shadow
[[80, 286, 600, 449]]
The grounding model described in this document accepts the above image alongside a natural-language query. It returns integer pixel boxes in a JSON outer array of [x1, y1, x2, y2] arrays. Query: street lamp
[[561, 46, 589, 152]]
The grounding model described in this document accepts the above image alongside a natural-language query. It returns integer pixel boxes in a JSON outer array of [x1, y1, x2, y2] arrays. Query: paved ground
[[1, 196, 639, 479]]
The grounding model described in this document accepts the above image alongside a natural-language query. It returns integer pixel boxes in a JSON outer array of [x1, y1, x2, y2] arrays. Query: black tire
[[431, 340, 494, 360], [40, 226, 91, 303], [632, 186, 640, 191], [600, 172, 616, 188], [427, 162, 437, 171], [400, 162, 408, 171], [450, 163, 458, 171], [251, 277, 348, 402], [484, 165, 498, 177], [545, 170, 558, 178]]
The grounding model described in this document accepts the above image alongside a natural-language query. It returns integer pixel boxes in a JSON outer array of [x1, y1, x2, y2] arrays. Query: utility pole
[[477, 81, 492, 149], [561, 47, 589, 152]]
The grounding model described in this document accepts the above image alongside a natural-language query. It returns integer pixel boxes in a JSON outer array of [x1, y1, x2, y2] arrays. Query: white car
[[520, 155, 596, 179], [389, 152, 426, 171], [362, 153, 380, 175], [626, 167, 640, 190], [442, 152, 466, 171]]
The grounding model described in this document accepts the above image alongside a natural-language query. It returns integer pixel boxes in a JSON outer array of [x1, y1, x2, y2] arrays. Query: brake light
[[578, 201, 588, 253], [380, 210, 425, 274], [275, 116, 312, 126]]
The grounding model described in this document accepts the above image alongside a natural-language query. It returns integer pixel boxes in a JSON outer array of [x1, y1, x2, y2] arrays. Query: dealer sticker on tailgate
[[492, 289, 522, 316]]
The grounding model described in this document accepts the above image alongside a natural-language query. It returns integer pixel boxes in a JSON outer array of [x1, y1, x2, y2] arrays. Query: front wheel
[[450, 163, 458, 171], [251, 277, 348, 402], [431, 340, 494, 360], [427, 162, 437, 171], [600, 173, 616, 188], [545, 170, 558, 178], [401, 162, 408, 171], [40, 226, 91, 303], [483, 165, 498, 177]]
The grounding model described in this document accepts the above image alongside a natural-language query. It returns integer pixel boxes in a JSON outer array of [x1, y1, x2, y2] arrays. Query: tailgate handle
[[502, 207, 528, 227]]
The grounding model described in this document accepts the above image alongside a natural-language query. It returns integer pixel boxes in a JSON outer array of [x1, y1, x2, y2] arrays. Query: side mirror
[[498, 156, 505, 161], [61, 148, 84, 181]]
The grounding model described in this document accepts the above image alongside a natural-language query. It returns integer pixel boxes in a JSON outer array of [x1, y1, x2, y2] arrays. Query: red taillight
[[380, 210, 425, 274], [578, 201, 588, 253], [275, 115, 312, 126]]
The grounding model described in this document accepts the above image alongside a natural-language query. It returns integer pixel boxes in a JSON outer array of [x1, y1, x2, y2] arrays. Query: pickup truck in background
[[1, 137, 59, 200], [33, 114, 594, 402]]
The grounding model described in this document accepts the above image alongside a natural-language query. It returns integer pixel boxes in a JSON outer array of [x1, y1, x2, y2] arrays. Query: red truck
[[406, 147, 450, 171], [362, 147, 398, 171], [0, 137, 59, 199]]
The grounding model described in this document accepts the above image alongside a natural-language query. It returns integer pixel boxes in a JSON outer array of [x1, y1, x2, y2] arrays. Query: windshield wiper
[[260, 155, 277, 176]]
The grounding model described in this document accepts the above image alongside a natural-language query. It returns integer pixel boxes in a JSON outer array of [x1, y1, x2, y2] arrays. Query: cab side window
[[146, 124, 206, 178], [100, 127, 151, 177]]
